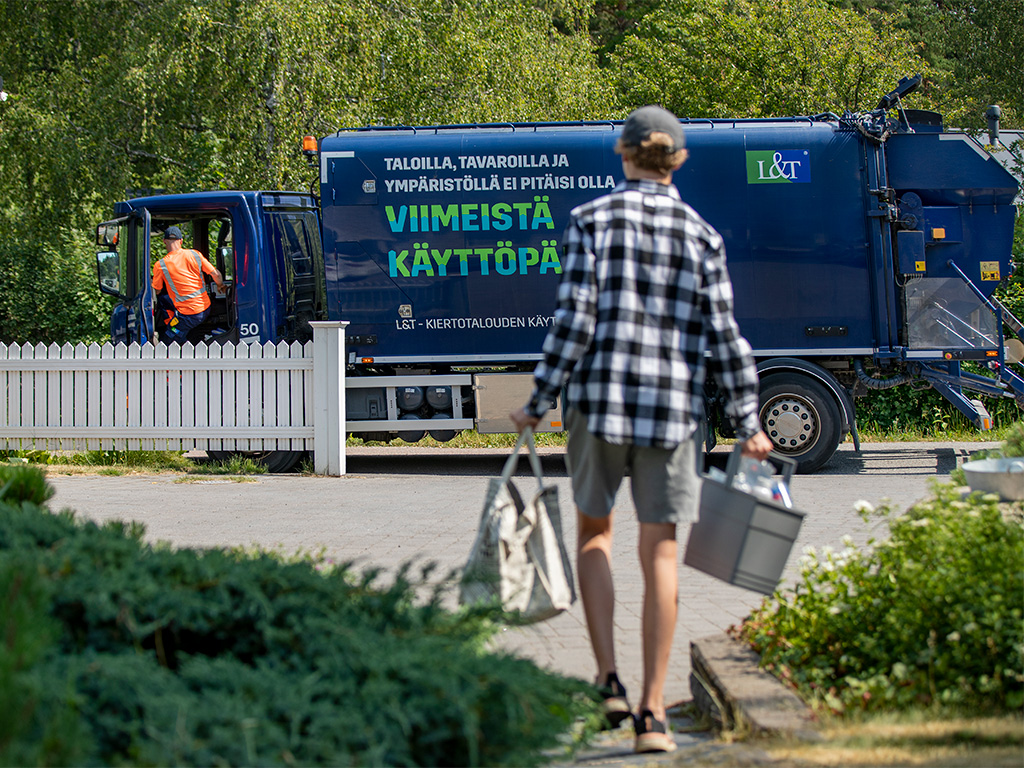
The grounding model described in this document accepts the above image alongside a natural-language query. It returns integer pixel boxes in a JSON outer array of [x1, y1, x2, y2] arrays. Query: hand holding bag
[[459, 428, 576, 623]]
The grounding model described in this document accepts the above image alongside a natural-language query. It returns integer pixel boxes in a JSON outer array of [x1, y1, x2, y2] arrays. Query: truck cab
[[96, 191, 326, 346]]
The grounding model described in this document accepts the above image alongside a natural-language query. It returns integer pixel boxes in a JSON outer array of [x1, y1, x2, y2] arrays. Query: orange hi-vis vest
[[153, 249, 216, 315]]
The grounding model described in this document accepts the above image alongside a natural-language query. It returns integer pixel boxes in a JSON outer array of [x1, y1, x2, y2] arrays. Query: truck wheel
[[206, 450, 306, 473], [758, 373, 841, 474]]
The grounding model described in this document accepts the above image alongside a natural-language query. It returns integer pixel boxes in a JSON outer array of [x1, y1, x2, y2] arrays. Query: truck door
[[263, 209, 326, 342], [96, 208, 154, 345]]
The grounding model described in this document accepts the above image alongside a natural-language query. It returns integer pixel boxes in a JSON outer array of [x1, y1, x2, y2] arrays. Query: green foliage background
[[0, 0, 1020, 431], [610, 0, 924, 118]]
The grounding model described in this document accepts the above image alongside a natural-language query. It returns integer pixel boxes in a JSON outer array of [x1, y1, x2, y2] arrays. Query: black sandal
[[633, 709, 676, 753], [597, 672, 631, 730]]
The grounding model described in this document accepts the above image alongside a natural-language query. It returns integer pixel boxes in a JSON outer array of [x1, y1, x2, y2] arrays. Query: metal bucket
[[962, 457, 1024, 501], [684, 449, 805, 595]]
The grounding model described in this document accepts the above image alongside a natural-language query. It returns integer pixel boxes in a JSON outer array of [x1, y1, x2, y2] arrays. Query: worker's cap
[[162, 225, 183, 241], [620, 105, 685, 152]]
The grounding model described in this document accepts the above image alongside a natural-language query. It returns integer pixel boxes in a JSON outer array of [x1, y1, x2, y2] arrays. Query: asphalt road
[[44, 439, 993, 717]]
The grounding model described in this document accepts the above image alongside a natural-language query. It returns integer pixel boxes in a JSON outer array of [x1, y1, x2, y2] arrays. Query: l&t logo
[[746, 150, 811, 184]]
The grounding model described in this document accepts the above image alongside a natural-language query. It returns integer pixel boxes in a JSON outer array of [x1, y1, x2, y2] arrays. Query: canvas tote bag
[[459, 428, 576, 623]]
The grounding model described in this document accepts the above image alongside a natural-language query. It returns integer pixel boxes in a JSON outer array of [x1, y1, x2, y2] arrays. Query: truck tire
[[758, 373, 841, 474], [206, 450, 306, 473]]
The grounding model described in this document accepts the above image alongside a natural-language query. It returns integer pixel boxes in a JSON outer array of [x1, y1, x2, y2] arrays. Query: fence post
[[310, 322, 348, 476]]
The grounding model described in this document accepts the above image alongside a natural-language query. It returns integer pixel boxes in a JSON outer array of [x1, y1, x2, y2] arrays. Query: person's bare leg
[[577, 509, 616, 680], [637, 521, 678, 720]]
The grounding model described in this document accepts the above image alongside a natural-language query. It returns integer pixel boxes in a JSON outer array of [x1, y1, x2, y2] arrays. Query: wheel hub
[[761, 396, 819, 455]]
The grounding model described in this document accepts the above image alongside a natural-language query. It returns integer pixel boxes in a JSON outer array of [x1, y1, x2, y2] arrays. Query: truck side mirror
[[216, 246, 234, 279], [96, 223, 119, 247], [96, 250, 122, 296]]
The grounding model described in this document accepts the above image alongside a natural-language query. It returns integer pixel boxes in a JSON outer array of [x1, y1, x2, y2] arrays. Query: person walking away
[[510, 105, 772, 754], [152, 225, 225, 344]]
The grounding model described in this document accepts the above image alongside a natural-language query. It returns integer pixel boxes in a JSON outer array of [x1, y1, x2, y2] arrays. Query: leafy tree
[[1, 0, 610, 200], [830, 1, 951, 74], [610, 0, 926, 118], [588, 0, 662, 65], [831, 0, 1023, 129], [356, 0, 613, 127], [934, 0, 1023, 129]]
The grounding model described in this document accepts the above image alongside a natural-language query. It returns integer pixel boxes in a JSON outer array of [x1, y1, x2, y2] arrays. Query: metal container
[[472, 372, 563, 434], [962, 457, 1024, 501], [685, 450, 805, 595]]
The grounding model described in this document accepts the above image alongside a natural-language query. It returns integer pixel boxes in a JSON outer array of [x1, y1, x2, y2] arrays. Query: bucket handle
[[724, 444, 798, 486]]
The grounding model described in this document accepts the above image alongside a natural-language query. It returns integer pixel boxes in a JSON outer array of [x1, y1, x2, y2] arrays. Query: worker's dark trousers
[[162, 307, 211, 344]]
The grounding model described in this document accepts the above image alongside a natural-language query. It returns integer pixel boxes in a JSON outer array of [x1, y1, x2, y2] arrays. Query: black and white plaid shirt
[[527, 179, 761, 449]]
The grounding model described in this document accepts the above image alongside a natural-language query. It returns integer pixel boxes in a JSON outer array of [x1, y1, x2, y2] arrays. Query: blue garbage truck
[[96, 76, 1023, 472]]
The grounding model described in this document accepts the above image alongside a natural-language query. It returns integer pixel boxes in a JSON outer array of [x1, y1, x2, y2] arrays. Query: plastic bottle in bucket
[[734, 458, 793, 508]]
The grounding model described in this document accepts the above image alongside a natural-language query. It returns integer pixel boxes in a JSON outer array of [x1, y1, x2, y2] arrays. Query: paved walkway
[[44, 440, 990, 760]]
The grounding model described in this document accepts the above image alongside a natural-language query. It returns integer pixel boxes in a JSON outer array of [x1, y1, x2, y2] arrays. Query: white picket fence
[[0, 322, 349, 474]]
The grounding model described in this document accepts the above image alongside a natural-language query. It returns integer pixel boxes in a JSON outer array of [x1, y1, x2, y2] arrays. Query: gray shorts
[[564, 409, 702, 524]]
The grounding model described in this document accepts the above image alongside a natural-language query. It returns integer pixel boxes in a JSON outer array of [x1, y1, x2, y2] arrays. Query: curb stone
[[690, 634, 819, 740]]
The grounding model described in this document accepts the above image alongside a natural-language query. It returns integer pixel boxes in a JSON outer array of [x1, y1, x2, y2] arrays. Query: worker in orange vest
[[152, 225, 225, 344]]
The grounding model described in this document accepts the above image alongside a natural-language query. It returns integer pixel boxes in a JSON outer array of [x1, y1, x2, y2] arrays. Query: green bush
[[0, 237, 114, 345], [0, 464, 595, 766], [0, 551, 93, 766], [740, 482, 1023, 714], [855, 383, 1024, 439]]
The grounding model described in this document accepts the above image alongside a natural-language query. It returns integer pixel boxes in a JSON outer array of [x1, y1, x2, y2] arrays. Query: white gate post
[[310, 322, 349, 476]]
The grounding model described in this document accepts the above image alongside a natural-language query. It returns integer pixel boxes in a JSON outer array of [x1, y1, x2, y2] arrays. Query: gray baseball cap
[[620, 105, 685, 152], [162, 225, 183, 241]]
